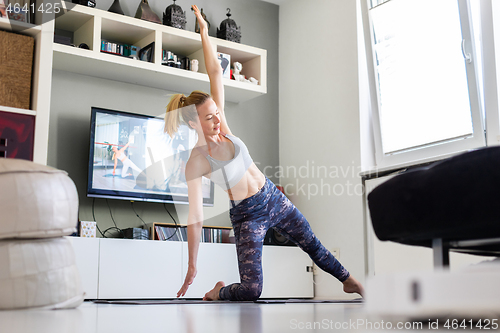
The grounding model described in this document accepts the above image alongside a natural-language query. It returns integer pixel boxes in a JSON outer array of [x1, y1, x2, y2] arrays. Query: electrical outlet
[[330, 248, 340, 258]]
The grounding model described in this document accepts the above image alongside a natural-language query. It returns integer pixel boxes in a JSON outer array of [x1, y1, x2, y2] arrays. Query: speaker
[[264, 228, 296, 246]]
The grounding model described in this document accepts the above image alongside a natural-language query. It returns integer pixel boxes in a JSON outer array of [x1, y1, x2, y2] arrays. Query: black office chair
[[367, 146, 500, 268]]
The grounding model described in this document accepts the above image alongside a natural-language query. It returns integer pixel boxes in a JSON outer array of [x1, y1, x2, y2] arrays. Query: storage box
[[80, 221, 97, 238], [0, 30, 35, 110]]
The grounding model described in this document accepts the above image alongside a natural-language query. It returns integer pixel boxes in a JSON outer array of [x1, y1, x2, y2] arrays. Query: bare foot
[[342, 276, 364, 297], [203, 281, 225, 301]]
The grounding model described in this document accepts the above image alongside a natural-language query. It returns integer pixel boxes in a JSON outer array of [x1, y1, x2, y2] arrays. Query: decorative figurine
[[135, 0, 161, 24], [191, 59, 199, 72], [163, 0, 187, 30], [232, 62, 246, 82], [108, 0, 124, 15], [231, 62, 257, 84], [217, 8, 241, 43]]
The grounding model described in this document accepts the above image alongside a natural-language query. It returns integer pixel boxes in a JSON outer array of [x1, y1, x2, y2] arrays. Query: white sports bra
[[196, 132, 253, 191]]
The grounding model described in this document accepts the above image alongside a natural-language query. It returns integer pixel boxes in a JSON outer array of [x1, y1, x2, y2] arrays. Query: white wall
[[278, 0, 365, 299]]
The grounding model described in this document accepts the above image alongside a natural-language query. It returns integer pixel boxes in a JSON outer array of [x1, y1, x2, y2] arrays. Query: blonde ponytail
[[164, 94, 184, 138], [164, 91, 211, 137]]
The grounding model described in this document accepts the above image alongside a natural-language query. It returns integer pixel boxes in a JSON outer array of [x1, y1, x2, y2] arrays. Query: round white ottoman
[[0, 237, 84, 310], [0, 159, 78, 239]]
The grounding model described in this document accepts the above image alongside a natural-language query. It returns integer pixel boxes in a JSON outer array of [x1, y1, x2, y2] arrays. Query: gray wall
[[48, 0, 279, 235], [279, 0, 365, 299]]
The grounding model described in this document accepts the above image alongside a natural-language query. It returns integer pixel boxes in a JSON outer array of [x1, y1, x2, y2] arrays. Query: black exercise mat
[[92, 298, 363, 305], [255, 298, 363, 304], [93, 299, 253, 305]]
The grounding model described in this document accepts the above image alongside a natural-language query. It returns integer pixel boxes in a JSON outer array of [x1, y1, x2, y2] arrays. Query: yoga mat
[[93, 299, 252, 305], [92, 298, 363, 305], [255, 298, 363, 304], [103, 174, 134, 180]]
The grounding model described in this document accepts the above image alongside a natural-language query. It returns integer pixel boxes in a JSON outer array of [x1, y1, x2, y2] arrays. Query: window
[[366, 0, 485, 168]]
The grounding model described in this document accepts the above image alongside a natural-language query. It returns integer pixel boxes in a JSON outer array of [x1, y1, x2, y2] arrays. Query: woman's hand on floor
[[177, 265, 197, 297]]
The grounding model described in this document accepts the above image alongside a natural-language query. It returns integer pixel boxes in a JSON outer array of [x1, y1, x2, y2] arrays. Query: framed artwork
[[6, 0, 30, 23], [0, 0, 6, 18], [0, 111, 35, 161], [138, 42, 154, 63]]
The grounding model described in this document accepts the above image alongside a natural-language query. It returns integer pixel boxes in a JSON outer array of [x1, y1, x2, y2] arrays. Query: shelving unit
[[2, 0, 266, 165], [0, 2, 54, 164], [52, 1, 267, 104]]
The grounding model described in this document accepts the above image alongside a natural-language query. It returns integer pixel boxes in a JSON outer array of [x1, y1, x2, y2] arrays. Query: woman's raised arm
[[192, 5, 232, 135]]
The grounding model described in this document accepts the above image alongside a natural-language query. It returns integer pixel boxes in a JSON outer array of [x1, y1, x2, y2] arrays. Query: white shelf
[[52, 42, 212, 96], [0, 105, 36, 116], [0, 17, 41, 37], [52, 2, 267, 103]]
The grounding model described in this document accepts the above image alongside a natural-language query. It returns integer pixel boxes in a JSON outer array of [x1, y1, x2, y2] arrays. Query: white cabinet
[[181, 242, 240, 298], [69, 237, 314, 299], [261, 246, 314, 299], [98, 238, 183, 299], [67, 236, 100, 299]]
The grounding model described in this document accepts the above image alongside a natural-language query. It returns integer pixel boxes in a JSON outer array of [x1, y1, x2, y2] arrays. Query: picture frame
[[0, 0, 7, 19], [138, 42, 154, 63], [6, 0, 30, 23], [217, 52, 231, 79]]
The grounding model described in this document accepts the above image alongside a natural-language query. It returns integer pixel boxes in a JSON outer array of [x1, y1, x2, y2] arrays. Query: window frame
[[364, 0, 486, 169]]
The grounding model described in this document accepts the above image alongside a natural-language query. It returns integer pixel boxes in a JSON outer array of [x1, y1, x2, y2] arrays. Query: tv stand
[[68, 236, 314, 299]]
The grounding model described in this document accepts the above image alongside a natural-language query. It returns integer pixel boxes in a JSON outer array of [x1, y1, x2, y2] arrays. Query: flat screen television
[[87, 107, 214, 205]]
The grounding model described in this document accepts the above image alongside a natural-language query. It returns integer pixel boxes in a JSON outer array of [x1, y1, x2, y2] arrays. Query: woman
[[112, 142, 142, 178], [165, 5, 364, 301]]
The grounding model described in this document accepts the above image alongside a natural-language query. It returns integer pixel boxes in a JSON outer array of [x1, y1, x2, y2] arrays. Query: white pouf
[[0, 159, 78, 239], [0, 237, 84, 310]]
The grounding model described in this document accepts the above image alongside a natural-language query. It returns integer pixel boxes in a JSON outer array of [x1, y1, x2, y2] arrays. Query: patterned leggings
[[218, 177, 350, 301]]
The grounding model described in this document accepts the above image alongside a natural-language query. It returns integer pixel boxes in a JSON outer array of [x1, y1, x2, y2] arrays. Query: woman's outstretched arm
[[177, 157, 204, 297], [192, 5, 232, 135]]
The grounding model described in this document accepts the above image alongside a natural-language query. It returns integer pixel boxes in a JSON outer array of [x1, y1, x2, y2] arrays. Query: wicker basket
[[0, 30, 34, 110]]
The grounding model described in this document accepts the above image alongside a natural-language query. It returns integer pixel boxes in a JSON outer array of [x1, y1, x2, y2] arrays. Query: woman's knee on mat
[[240, 283, 263, 301]]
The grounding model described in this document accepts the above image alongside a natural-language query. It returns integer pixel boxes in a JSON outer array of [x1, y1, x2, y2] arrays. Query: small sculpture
[[217, 8, 241, 43], [191, 59, 199, 72], [232, 62, 246, 82], [232, 62, 258, 84], [135, 0, 161, 24], [108, 0, 125, 15], [163, 0, 187, 30]]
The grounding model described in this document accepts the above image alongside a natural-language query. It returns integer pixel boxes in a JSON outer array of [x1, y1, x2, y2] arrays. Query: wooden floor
[[0, 301, 476, 333]]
